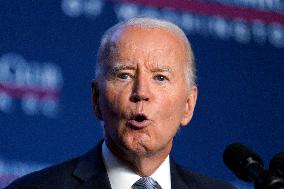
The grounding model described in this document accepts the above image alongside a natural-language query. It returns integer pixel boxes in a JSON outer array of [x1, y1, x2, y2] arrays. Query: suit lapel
[[76, 173, 111, 189], [73, 141, 112, 189], [170, 158, 190, 189]]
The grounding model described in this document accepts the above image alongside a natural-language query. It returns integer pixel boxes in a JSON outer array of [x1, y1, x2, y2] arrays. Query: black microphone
[[270, 152, 284, 178], [223, 143, 265, 183], [223, 143, 284, 189]]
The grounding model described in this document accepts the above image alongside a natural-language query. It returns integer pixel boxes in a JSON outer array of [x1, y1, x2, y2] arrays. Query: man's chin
[[122, 138, 153, 157]]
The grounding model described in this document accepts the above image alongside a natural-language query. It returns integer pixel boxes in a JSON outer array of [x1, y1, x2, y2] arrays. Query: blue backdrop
[[0, 0, 283, 188]]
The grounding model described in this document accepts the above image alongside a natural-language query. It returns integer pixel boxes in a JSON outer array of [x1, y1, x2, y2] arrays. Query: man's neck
[[102, 142, 172, 189], [127, 152, 169, 176], [105, 139, 172, 176]]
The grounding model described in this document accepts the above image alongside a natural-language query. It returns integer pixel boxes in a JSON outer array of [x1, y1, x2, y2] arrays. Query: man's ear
[[180, 85, 198, 126], [92, 80, 103, 120]]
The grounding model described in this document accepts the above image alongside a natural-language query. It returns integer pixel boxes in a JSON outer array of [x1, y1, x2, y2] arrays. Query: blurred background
[[0, 0, 283, 188]]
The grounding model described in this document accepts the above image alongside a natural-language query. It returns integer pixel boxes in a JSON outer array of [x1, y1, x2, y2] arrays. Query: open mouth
[[133, 114, 147, 122], [127, 114, 150, 129]]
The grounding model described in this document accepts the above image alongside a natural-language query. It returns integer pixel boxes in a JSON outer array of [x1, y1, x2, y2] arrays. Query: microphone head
[[223, 143, 264, 181], [270, 152, 284, 177]]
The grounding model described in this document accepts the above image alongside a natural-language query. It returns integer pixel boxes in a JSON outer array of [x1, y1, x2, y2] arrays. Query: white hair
[[95, 17, 197, 87]]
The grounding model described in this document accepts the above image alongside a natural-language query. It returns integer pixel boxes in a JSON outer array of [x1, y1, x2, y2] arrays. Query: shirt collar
[[102, 141, 171, 189]]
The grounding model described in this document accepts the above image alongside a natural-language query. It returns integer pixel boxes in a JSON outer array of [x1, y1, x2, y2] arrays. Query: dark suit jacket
[[5, 142, 236, 189]]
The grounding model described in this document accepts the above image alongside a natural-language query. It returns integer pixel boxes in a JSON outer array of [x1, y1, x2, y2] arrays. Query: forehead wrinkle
[[111, 28, 185, 77], [143, 48, 178, 76]]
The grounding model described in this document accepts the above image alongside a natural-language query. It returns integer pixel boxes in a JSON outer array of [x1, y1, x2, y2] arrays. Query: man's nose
[[130, 76, 151, 103]]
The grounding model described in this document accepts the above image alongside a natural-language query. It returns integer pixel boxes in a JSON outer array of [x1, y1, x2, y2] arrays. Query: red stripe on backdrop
[[0, 82, 59, 101], [112, 0, 284, 25]]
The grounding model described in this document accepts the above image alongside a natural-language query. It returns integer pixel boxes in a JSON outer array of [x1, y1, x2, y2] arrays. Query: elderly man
[[5, 18, 236, 189]]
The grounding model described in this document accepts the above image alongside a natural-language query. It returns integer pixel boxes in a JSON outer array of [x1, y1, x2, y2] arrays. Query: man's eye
[[154, 75, 168, 81], [117, 73, 130, 80]]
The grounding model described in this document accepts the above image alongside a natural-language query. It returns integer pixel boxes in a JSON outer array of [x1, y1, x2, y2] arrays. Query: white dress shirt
[[102, 142, 171, 189]]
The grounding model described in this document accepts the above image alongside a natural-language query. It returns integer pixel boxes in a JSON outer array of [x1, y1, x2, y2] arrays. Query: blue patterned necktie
[[132, 177, 161, 189]]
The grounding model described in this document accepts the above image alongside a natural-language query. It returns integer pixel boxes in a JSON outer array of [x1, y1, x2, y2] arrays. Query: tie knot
[[132, 177, 161, 189]]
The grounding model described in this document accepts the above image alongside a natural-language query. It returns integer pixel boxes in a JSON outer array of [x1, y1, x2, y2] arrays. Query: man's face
[[93, 27, 197, 159]]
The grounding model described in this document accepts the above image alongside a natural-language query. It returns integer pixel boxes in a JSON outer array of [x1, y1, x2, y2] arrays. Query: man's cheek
[[104, 90, 120, 110]]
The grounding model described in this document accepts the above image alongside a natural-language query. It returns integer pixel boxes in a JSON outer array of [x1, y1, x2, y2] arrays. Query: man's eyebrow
[[110, 65, 173, 73], [111, 65, 136, 72], [151, 66, 173, 73]]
